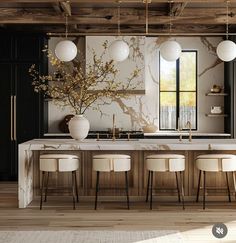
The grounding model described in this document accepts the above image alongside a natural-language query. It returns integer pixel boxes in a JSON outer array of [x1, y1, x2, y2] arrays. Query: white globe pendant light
[[109, 40, 129, 62], [217, 40, 236, 62], [160, 40, 182, 62], [55, 40, 77, 62], [108, 1, 129, 62], [55, 15, 77, 62], [216, 1, 236, 62], [159, 1, 181, 62]]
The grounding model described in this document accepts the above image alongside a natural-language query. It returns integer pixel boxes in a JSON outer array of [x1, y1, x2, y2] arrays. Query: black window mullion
[[176, 58, 180, 129], [159, 50, 197, 131]]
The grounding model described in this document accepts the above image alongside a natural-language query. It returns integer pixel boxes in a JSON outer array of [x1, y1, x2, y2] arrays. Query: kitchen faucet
[[186, 121, 192, 142], [112, 114, 116, 141], [177, 117, 182, 141]]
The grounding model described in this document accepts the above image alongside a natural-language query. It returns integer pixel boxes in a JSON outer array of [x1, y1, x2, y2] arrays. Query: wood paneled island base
[[19, 139, 236, 208]]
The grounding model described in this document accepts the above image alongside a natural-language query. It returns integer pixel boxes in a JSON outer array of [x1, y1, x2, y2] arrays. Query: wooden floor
[[1, 182, 236, 242]]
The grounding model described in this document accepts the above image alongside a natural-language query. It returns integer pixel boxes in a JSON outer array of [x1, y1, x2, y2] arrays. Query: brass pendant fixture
[[159, 0, 182, 62], [108, 0, 130, 62]]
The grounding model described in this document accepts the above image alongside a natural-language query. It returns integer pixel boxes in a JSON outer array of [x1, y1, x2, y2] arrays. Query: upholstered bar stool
[[146, 154, 185, 210], [93, 154, 131, 210], [39, 154, 79, 210], [196, 154, 236, 209]]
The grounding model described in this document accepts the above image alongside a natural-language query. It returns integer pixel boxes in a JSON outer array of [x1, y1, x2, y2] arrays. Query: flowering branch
[[29, 41, 141, 115]]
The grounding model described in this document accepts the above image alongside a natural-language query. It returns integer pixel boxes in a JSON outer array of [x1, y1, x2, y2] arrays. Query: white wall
[[47, 36, 224, 133]]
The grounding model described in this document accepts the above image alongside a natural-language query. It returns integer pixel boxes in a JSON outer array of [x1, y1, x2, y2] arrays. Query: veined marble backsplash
[[48, 36, 224, 133]]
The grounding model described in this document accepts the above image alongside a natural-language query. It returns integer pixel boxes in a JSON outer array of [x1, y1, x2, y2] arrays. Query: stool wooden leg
[[74, 172, 79, 203], [95, 171, 100, 210], [44, 172, 49, 202], [125, 171, 130, 210], [175, 172, 181, 203], [203, 171, 206, 210], [146, 171, 150, 202], [40, 171, 45, 210], [196, 170, 201, 202], [150, 171, 153, 210], [71, 171, 76, 210], [232, 172, 236, 199], [179, 171, 185, 210], [226, 172, 231, 202]]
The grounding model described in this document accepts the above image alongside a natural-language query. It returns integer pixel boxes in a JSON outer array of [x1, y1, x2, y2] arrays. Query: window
[[159, 51, 197, 130]]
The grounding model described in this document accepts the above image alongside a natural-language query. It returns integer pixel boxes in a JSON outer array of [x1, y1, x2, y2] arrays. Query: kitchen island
[[19, 139, 236, 208]]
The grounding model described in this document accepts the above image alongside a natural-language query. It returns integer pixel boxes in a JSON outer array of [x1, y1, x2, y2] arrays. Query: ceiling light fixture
[[108, 0, 129, 62], [55, 10, 77, 62], [145, 0, 150, 36], [216, 0, 236, 62], [160, 0, 182, 62]]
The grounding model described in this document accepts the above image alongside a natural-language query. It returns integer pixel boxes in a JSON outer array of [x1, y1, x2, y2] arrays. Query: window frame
[[159, 50, 198, 131]]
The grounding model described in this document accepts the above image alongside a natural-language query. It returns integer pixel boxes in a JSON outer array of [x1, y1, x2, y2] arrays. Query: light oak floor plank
[[0, 182, 236, 242]]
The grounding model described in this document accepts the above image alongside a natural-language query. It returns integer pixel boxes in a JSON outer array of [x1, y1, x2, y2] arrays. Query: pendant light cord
[[169, 0, 173, 38], [226, 0, 230, 40], [145, 0, 149, 35], [65, 14, 68, 39], [117, 1, 121, 36]]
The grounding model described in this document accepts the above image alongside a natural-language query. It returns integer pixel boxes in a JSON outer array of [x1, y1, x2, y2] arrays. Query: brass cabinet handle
[[10, 95, 13, 141], [14, 95, 16, 141]]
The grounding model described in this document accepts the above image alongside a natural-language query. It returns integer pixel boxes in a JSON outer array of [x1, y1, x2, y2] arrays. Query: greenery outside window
[[159, 51, 197, 130]]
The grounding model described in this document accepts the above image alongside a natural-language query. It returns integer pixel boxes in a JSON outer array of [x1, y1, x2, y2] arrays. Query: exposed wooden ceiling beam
[[0, 7, 235, 25], [52, 1, 72, 16], [1, 0, 235, 3], [52, 2, 63, 14], [4, 23, 226, 34], [60, 1, 72, 16], [171, 2, 188, 17]]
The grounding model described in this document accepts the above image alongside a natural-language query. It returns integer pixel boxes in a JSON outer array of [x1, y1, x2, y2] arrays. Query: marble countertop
[[44, 132, 231, 137], [144, 132, 231, 137], [19, 138, 236, 151]]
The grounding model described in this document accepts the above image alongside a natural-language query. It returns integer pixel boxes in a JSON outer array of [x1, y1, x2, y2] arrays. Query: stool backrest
[[196, 158, 236, 172], [146, 158, 185, 172], [93, 158, 131, 172], [59, 159, 79, 172], [40, 158, 79, 172]]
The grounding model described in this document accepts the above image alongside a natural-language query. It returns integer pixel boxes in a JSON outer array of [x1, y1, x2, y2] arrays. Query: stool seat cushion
[[93, 154, 130, 159], [146, 154, 185, 172], [93, 154, 131, 172], [197, 154, 236, 159], [40, 154, 78, 159], [196, 154, 236, 172], [146, 154, 185, 159], [40, 154, 79, 172]]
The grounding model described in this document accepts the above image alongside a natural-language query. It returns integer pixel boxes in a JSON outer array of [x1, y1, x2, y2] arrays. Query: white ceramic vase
[[68, 114, 90, 140]]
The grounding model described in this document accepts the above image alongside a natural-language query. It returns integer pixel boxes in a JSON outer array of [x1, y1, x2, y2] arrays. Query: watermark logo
[[212, 223, 228, 239]]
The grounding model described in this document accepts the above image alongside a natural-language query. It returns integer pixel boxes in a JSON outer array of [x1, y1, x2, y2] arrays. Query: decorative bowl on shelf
[[210, 106, 223, 114], [210, 85, 222, 93]]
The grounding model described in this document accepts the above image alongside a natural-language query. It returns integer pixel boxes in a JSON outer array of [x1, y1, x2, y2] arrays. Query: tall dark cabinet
[[224, 36, 236, 138], [0, 33, 47, 180]]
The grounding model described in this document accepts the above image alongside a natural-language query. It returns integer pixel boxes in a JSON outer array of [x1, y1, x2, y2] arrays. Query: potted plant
[[29, 41, 140, 140]]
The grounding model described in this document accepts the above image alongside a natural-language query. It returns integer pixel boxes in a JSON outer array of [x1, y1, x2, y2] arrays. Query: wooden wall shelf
[[205, 92, 228, 96], [205, 114, 228, 117]]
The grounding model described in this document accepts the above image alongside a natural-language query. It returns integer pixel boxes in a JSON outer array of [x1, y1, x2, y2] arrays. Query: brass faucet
[[177, 117, 182, 141], [96, 133, 100, 141], [112, 114, 116, 141], [127, 132, 130, 141], [186, 121, 192, 142]]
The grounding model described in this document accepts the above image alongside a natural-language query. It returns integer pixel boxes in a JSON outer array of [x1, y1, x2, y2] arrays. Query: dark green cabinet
[[0, 33, 47, 180], [224, 36, 236, 138]]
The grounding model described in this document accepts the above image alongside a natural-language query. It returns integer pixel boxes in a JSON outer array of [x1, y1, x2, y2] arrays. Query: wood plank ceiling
[[0, 0, 236, 36]]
